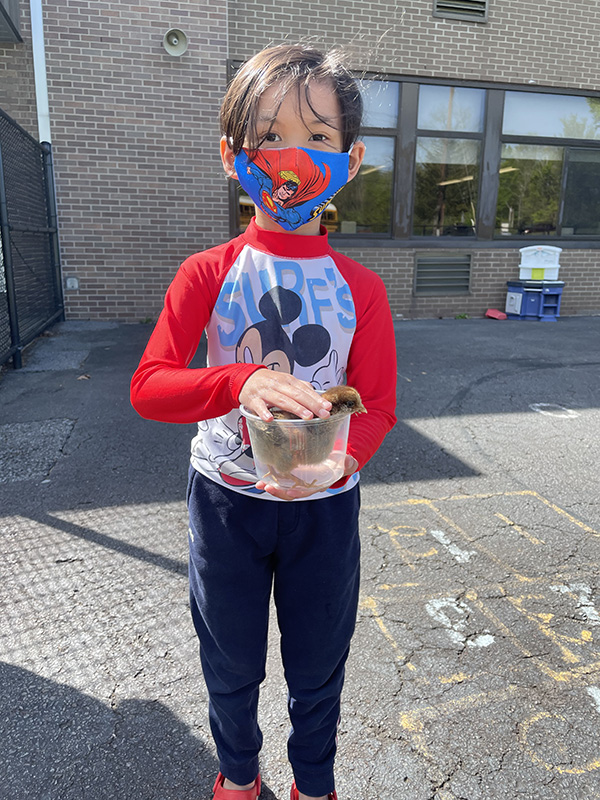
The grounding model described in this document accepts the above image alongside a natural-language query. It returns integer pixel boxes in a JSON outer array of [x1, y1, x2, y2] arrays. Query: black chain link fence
[[0, 109, 63, 368]]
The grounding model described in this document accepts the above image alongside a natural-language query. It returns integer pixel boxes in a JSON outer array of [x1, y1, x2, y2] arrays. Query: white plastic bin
[[518, 245, 562, 281]]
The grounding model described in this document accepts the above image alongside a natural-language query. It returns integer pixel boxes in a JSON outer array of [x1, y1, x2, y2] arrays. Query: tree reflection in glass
[[333, 136, 394, 235], [495, 145, 563, 236], [413, 138, 480, 236]]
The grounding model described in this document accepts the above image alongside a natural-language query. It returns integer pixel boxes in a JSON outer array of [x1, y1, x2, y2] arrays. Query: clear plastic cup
[[240, 406, 351, 491]]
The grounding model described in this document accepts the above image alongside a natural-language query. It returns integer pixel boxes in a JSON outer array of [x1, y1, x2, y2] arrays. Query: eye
[[262, 131, 281, 143], [309, 133, 328, 142]]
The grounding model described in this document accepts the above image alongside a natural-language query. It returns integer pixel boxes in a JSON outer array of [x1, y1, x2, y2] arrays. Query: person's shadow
[[1, 662, 278, 800]]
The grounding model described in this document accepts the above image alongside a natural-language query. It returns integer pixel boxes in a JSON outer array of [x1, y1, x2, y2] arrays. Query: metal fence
[[0, 109, 63, 369]]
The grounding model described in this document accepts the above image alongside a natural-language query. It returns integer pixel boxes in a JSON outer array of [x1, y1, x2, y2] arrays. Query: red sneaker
[[213, 772, 261, 799], [290, 781, 337, 800]]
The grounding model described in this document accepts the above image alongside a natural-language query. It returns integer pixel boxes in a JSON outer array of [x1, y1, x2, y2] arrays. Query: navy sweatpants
[[187, 468, 361, 797]]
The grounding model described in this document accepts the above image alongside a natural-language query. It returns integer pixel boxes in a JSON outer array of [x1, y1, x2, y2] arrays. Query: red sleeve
[[333, 253, 397, 473], [130, 244, 265, 424]]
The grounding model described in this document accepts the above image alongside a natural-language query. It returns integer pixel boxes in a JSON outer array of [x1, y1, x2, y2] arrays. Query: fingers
[[255, 456, 359, 500], [239, 370, 332, 422], [254, 479, 323, 500], [343, 454, 359, 476]]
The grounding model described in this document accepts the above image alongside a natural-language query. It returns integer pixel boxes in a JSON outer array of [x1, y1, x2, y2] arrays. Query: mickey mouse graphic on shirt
[[212, 285, 334, 490], [236, 285, 331, 374]]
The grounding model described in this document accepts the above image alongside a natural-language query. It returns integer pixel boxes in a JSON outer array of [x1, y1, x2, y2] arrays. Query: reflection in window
[[495, 145, 563, 236], [333, 136, 394, 235], [359, 80, 399, 128], [503, 92, 600, 139], [237, 183, 251, 231], [562, 149, 600, 236], [418, 85, 485, 132], [413, 138, 480, 236]]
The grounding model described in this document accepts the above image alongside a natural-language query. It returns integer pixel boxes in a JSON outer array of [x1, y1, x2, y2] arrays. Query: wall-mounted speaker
[[163, 29, 188, 57]]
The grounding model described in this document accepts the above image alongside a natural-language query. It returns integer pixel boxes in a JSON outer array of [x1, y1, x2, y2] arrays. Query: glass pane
[[418, 85, 485, 132], [360, 80, 399, 128], [413, 138, 480, 237], [333, 136, 394, 235], [562, 149, 600, 235], [503, 91, 600, 139], [495, 144, 563, 236]]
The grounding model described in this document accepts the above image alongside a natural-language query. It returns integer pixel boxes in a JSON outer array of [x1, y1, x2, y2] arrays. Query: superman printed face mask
[[234, 146, 350, 231]]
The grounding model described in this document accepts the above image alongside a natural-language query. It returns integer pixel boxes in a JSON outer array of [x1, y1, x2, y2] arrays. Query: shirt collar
[[241, 217, 331, 259]]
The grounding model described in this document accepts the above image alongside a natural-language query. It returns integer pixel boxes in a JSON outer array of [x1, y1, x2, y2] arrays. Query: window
[[0, 0, 21, 42], [332, 80, 600, 244], [562, 149, 600, 236], [413, 85, 484, 237], [503, 92, 600, 139], [414, 138, 480, 236], [333, 81, 398, 236], [496, 90, 600, 239], [495, 145, 563, 236], [333, 136, 394, 234], [418, 85, 485, 132]]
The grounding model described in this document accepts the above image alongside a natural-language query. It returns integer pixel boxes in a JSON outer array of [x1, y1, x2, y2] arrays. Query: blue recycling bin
[[505, 280, 564, 321]]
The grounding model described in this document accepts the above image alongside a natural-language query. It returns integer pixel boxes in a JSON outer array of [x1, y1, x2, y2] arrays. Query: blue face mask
[[234, 146, 350, 231]]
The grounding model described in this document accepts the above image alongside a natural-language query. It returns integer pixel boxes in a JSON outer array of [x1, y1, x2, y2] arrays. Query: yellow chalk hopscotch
[[359, 489, 600, 780]]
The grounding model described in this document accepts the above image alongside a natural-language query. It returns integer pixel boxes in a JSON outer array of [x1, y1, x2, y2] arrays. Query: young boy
[[131, 43, 397, 800]]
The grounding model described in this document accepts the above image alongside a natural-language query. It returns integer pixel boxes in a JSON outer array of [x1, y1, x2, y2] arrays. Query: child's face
[[221, 79, 365, 235]]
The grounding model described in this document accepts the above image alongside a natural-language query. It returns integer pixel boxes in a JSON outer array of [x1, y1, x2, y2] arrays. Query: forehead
[[257, 79, 341, 124]]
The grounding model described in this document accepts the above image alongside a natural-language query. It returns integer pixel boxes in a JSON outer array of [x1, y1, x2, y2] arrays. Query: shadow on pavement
[[1, 661, 279, 800]]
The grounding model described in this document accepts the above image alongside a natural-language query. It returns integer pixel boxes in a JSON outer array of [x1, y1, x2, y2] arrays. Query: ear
[[347, 140, 366, 182], [220, 136, 238, 179]]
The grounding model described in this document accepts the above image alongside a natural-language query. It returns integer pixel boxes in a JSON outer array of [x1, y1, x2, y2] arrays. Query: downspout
[[29, 0, 64, 319], [29, 0, 51, 143]]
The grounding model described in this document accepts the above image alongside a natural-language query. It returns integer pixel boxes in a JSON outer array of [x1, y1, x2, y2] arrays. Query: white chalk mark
[[425, 597, 495, 649], [586, 686, 600, 714], [430, 529, 477, 564], [470, 633, 495, 648], [529, 403, 579, 418], [550, 582, 600, 625]]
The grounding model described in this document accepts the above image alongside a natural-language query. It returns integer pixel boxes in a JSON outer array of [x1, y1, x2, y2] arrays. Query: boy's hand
[[239, 370, 332, 421], [255, 454, 359, 501]]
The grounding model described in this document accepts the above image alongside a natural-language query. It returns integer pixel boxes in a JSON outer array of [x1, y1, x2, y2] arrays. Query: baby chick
[[251, 386, 366, 484], [271, 385, 367, 420]]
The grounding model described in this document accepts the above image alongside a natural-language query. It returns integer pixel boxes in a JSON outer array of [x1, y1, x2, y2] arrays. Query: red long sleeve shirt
[[131, 218, 397, 499]]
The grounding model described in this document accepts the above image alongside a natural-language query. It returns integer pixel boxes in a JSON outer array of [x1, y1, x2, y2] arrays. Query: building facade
[[2, 0, 600, 320]]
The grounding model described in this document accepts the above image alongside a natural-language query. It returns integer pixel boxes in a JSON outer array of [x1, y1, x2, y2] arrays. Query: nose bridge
[[279, 123, 310, 149]]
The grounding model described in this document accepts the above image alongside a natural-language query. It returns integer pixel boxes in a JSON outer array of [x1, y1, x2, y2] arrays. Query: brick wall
[[228, 0, 600, 91], [42, 0, 229, 319], [0, 2, 37, 136], [335, 247, 600, 319]]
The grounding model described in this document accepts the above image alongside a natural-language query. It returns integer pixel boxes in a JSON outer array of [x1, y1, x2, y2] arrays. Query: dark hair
[[220, 43, 363, 154]]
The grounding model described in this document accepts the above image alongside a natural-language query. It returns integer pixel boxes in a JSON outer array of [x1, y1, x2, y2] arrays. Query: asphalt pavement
[[1, 315, 600, 800]]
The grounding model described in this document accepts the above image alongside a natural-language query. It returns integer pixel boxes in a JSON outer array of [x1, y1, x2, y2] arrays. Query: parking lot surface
[[1, 316, 600, 800]]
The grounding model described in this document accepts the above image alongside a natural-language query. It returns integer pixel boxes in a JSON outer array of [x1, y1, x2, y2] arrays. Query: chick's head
[[321, 386, 367, 416]]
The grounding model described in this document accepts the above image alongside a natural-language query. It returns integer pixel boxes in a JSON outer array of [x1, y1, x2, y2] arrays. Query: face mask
[[234, 146, 350, 231]]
